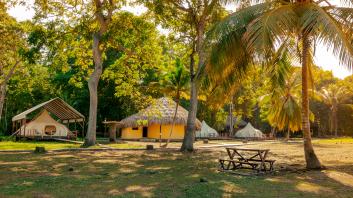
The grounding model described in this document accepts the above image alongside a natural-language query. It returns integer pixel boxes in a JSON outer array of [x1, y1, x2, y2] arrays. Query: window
[[45, 125, 56, 135], [132, 127, 139, 130]]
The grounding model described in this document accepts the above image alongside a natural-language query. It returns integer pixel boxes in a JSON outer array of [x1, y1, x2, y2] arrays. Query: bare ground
[[0, 139, 352, 198]]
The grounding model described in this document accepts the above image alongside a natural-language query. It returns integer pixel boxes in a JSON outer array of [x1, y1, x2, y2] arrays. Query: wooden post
[[82, 120, 85, 139], [109, 124, 117, 142], [104, 121, 107, 138], [23, 119, 26, 138], [159, 124, 162, 147], [15, 121, 18, 136], [18, 121, 21, 138]]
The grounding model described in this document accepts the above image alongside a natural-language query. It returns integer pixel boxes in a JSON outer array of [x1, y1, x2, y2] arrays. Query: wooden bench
[[219, 159, 259, 170], [238, 158, 276, 171]]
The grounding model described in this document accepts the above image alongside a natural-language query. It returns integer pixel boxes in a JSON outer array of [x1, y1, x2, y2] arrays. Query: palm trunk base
[[180, 129, 194, 152], [83, 138, 96, 147], [304, 141, 322, 169]]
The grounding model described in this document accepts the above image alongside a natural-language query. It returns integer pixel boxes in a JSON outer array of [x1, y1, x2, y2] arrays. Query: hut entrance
[[45, 125, 56, 135], [143, 127, 148, 138]]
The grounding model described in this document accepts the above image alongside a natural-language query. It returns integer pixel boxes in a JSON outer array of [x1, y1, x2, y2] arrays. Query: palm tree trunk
[[181, 47, 197, 152], [330, 107, 334, 136], [333, 106, 338, 137], [271, 127, 276, 138], [181, 78, 198, 152], [286, 128, 290, 141], [164, 93, 180, 148], [181, 17, 207, 152], [84, 33, 103, 147], [301, 34, 322, 169], [229, 101, 234, 136]]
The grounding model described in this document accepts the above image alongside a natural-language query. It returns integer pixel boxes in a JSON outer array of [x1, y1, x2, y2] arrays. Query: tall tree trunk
[[0, 83, 7, 121], [181, 77, 198, 152], [286, 128, 290, 141], [317, 121, 321, 138], [333, 105, 338, 137], [181, 19, 206, 152], [164, 94, 180, 148], [270, 127, 275, 138], [0, 60, 19, 121], [301, 34, 322, 169], [229, 101, 234, 136], [84, 33, 103, 147], [181, 46, 197, 152], [330, 107, 334, 136]]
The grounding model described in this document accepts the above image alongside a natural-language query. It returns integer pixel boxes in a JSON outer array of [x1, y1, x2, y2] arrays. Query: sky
[[8, 0, 352, 79]]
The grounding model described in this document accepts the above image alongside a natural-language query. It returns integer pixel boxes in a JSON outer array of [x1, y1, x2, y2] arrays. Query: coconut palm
[[208, 0, 353, 169], [317, 84, 350, 137], [151, 59, 189, 148], [262, 68, 302, 140]]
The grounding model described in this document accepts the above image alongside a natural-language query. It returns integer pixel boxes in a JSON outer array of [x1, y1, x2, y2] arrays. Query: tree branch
[[202, 0, 217, 20], [168, 0, 190, 12], [0, 60, 20, 86]]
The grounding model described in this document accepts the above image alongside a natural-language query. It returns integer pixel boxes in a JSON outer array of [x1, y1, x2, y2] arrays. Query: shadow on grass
[[0, 150, 352, 198]]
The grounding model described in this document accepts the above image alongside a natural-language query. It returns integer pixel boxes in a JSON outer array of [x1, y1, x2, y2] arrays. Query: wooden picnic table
[[219, 147, 275, 173]]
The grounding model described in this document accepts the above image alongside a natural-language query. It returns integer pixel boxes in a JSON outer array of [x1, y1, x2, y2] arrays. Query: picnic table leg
[[259, 151, 269, 172], [219, 160, 225, 170], [226, 161, 232, 170], [227, 148, 238, 160], [269, 161, 275, 171]]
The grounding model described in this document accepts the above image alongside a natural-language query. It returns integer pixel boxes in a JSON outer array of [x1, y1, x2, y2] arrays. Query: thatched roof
[[121, 97, 201, 129]]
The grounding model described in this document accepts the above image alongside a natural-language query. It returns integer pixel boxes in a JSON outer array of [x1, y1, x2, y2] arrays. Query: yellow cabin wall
[[147, 124, 161, 139], [121, 127, 142, 139], [121, 124, 185, 140]]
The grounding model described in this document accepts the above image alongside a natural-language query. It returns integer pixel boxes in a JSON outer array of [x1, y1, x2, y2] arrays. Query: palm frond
[[338, 0, 353, 7], [206, 2, 275, 81], [328, 7, 353, 25], [265, 43, 293, 90], [243, 4, 297, 57], [301, 3, 353, 70]]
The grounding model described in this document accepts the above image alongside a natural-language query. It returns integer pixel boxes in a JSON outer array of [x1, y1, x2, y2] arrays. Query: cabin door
[[143, 127, 148, 138]]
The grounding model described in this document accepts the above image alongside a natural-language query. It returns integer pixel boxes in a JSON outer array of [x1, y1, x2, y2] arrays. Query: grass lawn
[[0, 141, 81, 150], [0, 141, 145, 151], [313, 137, 353, 144], [0, 140, 352, 198]]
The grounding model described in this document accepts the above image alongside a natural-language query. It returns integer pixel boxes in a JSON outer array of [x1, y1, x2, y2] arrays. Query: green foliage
[[150, 58, 190, 99], [1, 0, 353, 139], [102, 12, 164, 98], [214, 108, 228, 131], [337, 104, 353, 136], [261, 68, 303, 132]]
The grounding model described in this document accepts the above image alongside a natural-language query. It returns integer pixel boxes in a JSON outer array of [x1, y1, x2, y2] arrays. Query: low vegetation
[[0, 141, 144, 151], [0, 140, 352, 197]]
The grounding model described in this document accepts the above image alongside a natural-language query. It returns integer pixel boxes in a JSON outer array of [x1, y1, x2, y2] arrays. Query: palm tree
[[151, 59, 189, 148], [262, 68, 303, 140], [208, 0, 353, 169], [317, 84, 350, 137]]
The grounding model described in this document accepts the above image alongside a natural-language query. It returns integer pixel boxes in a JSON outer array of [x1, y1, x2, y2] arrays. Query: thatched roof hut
[[121, 97, 201, 129]]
